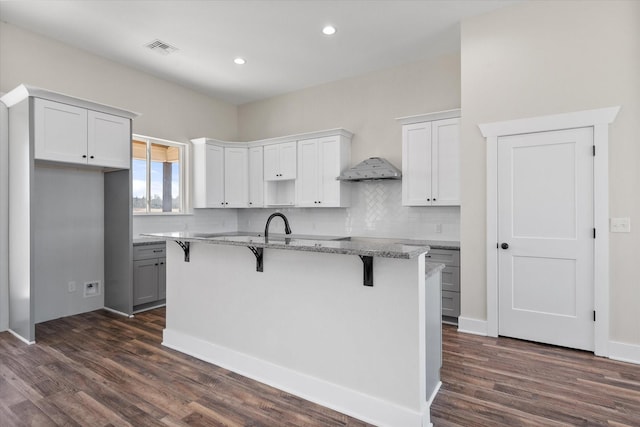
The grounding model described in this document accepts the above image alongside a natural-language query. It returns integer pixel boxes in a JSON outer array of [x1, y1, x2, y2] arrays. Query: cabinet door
[[87, 110, 131, 169], [432, 118, 460, 206], [263, 144, 280, 181], [158, 258, 166, 300], [133, 259, 159, 305], [402, 122, 432, 206], [248, 146, 264, 207], [278, 141, 297, 180], [206, 144, 225, 207], [296, 139, 319, 206], [318, 136, 342, 206], [34, 98, 88, 164], [224, 147, 248, 207]]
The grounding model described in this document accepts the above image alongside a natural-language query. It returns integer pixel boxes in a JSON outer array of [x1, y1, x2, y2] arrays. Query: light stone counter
[[142, 231, 430, 259]]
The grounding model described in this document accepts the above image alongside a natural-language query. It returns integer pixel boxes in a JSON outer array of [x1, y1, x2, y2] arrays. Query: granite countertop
[[141, 231, 433, 259], [133, 237, 167, 246]]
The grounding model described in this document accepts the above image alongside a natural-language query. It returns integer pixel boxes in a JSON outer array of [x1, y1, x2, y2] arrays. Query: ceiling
[[0, 0, 518, 105]]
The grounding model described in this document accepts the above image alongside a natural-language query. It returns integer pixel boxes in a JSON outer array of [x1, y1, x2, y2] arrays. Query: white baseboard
[[102, 306, 133, 318], [457, 317, 488, 336], [8, 328, 35, 345], [609, 340, 640, 365], [163, 328, 429, 427]]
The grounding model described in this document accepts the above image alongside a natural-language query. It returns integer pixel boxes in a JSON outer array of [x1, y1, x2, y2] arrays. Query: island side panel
[[164, 242, 427, 413]]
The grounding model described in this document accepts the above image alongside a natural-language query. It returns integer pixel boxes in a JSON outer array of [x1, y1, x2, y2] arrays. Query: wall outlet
[[610, 217, 631, 233], [68, 281, 76, 293], [83, 280, 101, 297]]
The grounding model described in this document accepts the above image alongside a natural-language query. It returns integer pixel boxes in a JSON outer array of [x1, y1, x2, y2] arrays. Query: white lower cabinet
[[133, 243, 166, 309], [34, 98, 131, 169], [426, 248, 460, 323]]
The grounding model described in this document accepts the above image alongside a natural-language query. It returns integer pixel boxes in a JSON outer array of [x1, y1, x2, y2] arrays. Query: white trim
[[609, 341, 640, 365], [102, 306, 134, 318], [8, 329, 35, 345], [480, 106, 619, 356], [396, 108, 461, 125], [0, 84, 139, 118], [163, 328, 429, 427], [191, 128, 354, 148], [457, 317, 488, 336], [479, 106, 620, 138]]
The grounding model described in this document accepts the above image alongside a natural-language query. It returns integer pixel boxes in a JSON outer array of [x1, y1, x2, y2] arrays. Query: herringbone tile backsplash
[[237, 181, 460, 240]]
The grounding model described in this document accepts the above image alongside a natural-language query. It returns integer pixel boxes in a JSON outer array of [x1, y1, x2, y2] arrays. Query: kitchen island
[[143, 231, 442, 427]]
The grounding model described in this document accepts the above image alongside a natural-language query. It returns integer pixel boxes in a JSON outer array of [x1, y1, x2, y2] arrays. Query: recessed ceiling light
[[234, 57, 246, 65], [322, 25, 337, 36]]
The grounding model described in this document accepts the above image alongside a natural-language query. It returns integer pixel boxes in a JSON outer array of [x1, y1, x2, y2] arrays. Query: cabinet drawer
[[442, 266, 460, 292], [442, 290, 460, 318], [133, 244, 166, 260], [425, 248, 460, 266]]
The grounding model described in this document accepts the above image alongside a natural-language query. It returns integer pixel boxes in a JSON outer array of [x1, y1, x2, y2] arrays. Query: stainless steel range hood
[[337, 157, 402, 181]]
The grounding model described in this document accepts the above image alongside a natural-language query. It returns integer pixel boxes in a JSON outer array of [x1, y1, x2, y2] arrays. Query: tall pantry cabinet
[[1, 85, 138, 343]]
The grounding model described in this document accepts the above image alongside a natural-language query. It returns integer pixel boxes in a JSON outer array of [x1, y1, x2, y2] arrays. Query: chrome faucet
[[264, 213, 292, 240]]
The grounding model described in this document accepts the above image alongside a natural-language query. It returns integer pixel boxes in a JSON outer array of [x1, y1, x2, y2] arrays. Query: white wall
[[238, 54, 461, 169], [0, 21, 241, 237], [460, 1, 640, 345], [0, 21, 242, 330], [237, 54, 461, 240], [0, 101, 8, 331]]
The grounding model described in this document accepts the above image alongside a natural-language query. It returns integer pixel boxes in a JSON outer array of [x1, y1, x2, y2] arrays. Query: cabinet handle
[[160, 262, 164, 265], [433, 198, 436, 201], [249, 202, 253, 205], [90, 155, 94, 159], [427, 198, 431, 201], [82, 155, 87, 158], [501, 243, 509, 250], [155, 263, 159, 266]]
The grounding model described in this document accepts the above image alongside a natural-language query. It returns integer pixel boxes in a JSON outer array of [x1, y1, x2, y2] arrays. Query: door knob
[[501, 243, 509, 250]]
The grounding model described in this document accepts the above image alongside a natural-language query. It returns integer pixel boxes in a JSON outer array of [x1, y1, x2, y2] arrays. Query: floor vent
[[145, 39, 178, 55]]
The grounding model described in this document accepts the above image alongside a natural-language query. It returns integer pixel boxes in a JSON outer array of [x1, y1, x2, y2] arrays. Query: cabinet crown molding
[[191, 128, 353, 148], [0, 84, 139, 119], [396, 109, 461, 126]]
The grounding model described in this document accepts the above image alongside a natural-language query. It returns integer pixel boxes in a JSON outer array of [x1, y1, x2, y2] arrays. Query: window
[[132, 135, 187, 214]]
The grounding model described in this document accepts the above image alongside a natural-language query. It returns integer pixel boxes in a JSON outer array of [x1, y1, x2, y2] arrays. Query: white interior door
[[498, 127, 594, 351]]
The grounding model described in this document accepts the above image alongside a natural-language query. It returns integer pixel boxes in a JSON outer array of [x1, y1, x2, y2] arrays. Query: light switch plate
[[610, 217, 631, 233]]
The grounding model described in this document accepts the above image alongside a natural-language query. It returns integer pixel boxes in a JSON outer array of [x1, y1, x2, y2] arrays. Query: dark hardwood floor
[[0, 308, 370, 427], [432, 325, 640, 426], [1, 308, 639, 426]]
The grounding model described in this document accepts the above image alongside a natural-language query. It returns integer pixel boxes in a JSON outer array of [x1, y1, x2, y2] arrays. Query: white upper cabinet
[[192, 140, 249, 208], [193, 141, 224, 208], [400, 111, 460, 206], [87, 110, 131, 169], [34, 98, 130, 169], [296, 135, 351, 207], [248, 146, 264, 207], [223, 146, 248, 208], [264, 141, 296, 181]]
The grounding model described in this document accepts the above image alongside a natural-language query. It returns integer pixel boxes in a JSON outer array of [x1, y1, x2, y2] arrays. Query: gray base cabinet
[[426, 248, 460, 323], [133, 243, 166, 309]]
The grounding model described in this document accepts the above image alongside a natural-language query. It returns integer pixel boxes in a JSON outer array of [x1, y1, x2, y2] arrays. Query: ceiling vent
[[145, 39, 178, 55]]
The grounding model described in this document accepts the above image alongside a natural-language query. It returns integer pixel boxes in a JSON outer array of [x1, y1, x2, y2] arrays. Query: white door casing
[[497, 128, 594, 351], [479, 106, 619, 357]]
